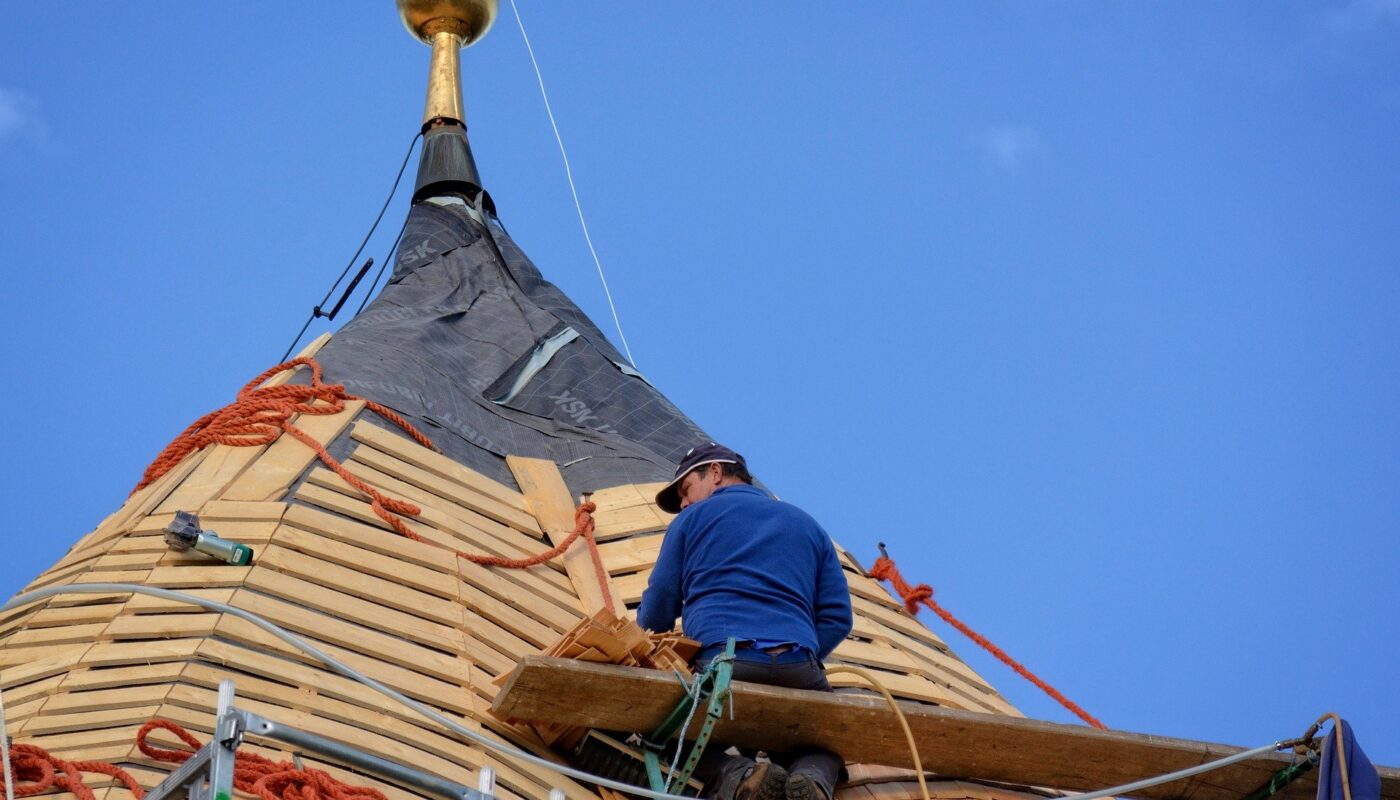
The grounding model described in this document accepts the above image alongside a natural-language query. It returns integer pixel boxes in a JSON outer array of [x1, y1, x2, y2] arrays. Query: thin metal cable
[[0, 584, 690, 800], [283, 131, 422, 359], [508, 0, 639, 368], [1052, 740, 1289, 800], [354, 213, 412, 316], [1, 670, 15, 800], [324, 131, 423, 309]]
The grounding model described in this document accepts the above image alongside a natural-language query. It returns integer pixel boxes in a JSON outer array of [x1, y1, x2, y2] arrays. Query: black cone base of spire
[[413, 120, 485, 205]]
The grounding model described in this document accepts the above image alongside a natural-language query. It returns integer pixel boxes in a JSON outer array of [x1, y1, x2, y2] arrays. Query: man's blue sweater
[[637, 484, 853, 660]]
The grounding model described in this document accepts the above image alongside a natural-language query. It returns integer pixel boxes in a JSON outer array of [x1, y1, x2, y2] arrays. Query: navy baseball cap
[[655, 442, 746, 514]]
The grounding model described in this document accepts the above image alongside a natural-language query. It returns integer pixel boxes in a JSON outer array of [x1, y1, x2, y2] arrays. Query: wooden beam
[[507, 456, 617, 616], [492, 657, 1400, 800]]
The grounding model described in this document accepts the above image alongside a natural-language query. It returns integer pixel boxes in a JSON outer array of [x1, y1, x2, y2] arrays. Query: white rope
[[507, 0, 639, 369], [0, 584, 690, 800], [1, 669, 15, 800]]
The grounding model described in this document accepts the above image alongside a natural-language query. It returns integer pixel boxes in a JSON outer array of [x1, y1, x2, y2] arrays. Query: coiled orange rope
[[5, 742, 144, 800], [4, 720, 388, 800], [869, 550, 1106, 730], [138, 719, 388, 800], [134, 357, 614, 610]]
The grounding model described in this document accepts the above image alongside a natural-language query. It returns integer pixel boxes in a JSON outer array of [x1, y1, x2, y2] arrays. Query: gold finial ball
[[397, 0, 498, 47]]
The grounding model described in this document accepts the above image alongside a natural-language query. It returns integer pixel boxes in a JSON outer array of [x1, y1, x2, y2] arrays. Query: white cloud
[[981, 125, 1043, 170], [0, 88, 47, 151]]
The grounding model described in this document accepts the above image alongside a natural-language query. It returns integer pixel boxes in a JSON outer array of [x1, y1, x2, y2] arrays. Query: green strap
[[1240, 755, 1317, 800], [641, 639, 737, 793]]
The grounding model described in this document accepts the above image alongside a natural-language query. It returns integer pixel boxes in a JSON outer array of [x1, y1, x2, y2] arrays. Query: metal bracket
[[143, 679, 494, 800]]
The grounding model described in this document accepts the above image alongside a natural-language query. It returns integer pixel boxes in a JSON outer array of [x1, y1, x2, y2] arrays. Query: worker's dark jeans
[[691, 646, 842, 800]]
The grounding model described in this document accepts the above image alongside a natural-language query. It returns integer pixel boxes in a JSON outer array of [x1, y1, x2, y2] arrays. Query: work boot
[[784, 770, 833, 800], [723, 761, 788, 800]]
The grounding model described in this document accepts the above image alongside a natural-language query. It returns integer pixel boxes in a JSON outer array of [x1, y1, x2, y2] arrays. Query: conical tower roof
[[0, 9, 1030, 800]]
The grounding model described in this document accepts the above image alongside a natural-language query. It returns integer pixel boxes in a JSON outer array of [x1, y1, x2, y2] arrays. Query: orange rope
[[134, 358, 615, 608], [137, 719, 388, 800], [1, 719, 392, 800], [869, 553, 1107, 730], [6, 742, 145, 800]]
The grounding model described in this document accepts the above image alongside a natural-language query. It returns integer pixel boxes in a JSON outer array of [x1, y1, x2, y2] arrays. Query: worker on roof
[[640, 443, 853, 800]]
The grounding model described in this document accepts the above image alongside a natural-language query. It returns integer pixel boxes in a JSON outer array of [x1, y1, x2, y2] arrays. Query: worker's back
[[639, 484, 851, 658]]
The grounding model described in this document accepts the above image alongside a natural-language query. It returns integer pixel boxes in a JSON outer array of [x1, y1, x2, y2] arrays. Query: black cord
[[353, 213, 412, 317], [280, 131, 423, 361]]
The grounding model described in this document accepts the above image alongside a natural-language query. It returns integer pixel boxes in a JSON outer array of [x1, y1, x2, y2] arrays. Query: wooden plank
[[282, 502, 457, 573], [1, 697, 46, 731], [123, 588, 237, 615], [209, 616, 475, 716], [453, 571, 561, 649], [845, 568, 907, 610], [190, 638, 491, 727], [144, 565, 251, 588], [59, 662, 188, 692], [494, 658, 1400, 800], [35, 682, 170, 719], [293, 479, 515, 565], [81, 638, 202, 668], [0, 649, 88, 688], [852, 595, 947, 650], [264, 527, 459, 600], [218, 399, 365, 502], [177, 661, 486, 740], [300, 463, 576, 599], [611, 570, 649, 606], [349, 421, 531, 515], [326, 459, 584, 609], [154, 443, 269, 515], [588, 483, 671, 541], [224, 589, 470, 685], [826, 667, 963, 707], [23, 704, 163, 736], [20, 724, 145, 755], [254, 545, 460, 626], [3, 622, 109, 649], [830, 639, 1017, 717], [0, 674, 65, 709], [349, 442, 540, 534], [509, 456, 616, 616], [453, 553, 581, 634], [830, 638, 921, 674], [93, 551, 175, 571], [243, 566, 465, 654], [201, 500, 288, 521], [193, 639, 428, 719], [596, 532, 664, 575], [103, 612, 221, 641]]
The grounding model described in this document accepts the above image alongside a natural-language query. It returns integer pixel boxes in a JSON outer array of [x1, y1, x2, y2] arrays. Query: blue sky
[[3, 1, 1398, 770]]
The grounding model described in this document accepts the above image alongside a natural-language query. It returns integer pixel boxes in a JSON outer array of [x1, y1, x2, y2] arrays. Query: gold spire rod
[[397, 0, 498, 126]]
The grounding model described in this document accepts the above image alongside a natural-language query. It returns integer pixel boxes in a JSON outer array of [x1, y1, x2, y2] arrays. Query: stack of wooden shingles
[[519, 608, 699, 748]]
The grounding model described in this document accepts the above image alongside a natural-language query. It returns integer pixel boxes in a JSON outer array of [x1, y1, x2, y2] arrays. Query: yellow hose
[[824, 665, 930, 800]]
